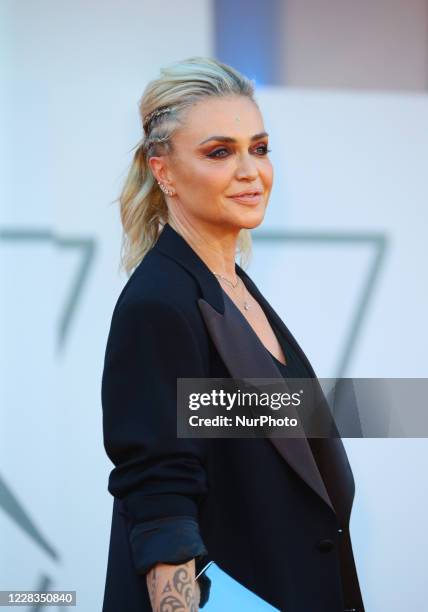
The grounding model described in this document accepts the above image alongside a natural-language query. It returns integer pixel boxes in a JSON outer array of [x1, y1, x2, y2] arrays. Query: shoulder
[[103, 249, 211, 374], [113, 248, 199, 317], [106, 248, 208, 350]]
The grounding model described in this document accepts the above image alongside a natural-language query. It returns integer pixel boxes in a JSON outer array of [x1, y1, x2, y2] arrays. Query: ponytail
[[117, 141, 167, 277]]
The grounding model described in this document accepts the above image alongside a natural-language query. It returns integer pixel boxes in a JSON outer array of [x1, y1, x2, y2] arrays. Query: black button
[[317, 538, 334, 552]]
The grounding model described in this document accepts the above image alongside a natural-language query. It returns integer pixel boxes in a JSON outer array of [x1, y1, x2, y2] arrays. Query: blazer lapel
[[154, 222, 354, 522], [235, 266, 356, 525], [197, 292, 336, 517]]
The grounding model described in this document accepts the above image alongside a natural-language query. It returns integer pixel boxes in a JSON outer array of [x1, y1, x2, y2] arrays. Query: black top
[[266, 320, 313, 379]]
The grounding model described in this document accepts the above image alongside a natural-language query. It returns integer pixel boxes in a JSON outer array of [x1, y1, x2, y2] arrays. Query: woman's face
[[152, 95, 273, 232]]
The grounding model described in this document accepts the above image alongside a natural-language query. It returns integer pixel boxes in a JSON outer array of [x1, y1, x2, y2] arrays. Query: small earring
[[157, 181, 174, 196]]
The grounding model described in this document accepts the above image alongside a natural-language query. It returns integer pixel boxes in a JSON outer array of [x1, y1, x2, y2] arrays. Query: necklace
[[214, 273, 239, 288], [214, 273, 252, 312]]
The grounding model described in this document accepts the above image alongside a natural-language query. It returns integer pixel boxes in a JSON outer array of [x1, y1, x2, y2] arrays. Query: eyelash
[[207, 144, 272, 159]]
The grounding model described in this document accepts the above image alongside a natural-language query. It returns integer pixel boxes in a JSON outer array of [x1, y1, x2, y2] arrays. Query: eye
[[207, 147, 229, 159], [207, 144, 272, 159], [255, 144, 271, 155]]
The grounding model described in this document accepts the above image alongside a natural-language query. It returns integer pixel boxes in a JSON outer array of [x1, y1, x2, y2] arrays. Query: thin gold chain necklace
[[214, 273, 252, 312]]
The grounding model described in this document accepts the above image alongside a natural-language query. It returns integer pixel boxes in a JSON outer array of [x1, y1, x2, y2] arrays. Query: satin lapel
[[235, 267, 356, 523], [197, 292, 336, 517]]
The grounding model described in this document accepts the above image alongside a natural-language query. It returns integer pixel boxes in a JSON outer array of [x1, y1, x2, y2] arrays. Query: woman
[[101, 56, 365, 612]]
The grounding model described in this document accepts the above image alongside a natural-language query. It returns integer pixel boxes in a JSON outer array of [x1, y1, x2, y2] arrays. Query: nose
[[235, 153, 259, 180]]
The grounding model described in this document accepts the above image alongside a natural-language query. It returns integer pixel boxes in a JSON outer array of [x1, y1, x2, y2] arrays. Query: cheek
[[184, 162, 233, 193], [261, 162, 274, 188]]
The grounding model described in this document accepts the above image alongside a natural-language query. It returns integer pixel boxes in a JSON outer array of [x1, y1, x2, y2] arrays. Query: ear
[[147, 155, 165, 184], [149, 154, 175, 184]]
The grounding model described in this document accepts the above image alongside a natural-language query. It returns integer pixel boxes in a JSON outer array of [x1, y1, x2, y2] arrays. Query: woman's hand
[[146, 558, 200, 611]]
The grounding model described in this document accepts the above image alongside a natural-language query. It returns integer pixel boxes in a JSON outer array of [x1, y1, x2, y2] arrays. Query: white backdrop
[[1, 1, 427, 610]]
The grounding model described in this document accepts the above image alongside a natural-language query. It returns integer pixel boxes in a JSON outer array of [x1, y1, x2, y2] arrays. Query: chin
[[238, 218, 263, 230], [220, 204, 266, 232], [236, 207, 266, 230]]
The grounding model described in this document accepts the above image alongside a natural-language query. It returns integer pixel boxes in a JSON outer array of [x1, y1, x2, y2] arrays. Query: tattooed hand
[[146, 558, 201, 611]]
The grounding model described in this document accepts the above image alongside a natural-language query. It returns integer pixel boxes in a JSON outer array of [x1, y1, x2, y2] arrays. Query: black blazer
[[101, 222, 365, 612]]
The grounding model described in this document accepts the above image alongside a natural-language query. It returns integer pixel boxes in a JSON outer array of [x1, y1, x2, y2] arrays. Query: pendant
[[243, 301, 250, 311]]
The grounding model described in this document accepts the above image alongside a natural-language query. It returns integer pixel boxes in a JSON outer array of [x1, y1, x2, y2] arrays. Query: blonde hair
[[117, 56, 257, 277]]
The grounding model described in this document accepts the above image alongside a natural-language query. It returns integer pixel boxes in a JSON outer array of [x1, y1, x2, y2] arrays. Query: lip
[[227, 189, 264, 205], [227, 189, 263, 198]]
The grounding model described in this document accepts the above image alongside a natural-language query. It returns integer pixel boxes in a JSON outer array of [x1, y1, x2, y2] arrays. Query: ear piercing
[[157, 181, 175, 196]]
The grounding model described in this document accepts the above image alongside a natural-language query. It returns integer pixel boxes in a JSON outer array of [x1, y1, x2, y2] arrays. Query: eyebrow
[[198, 131, 269, 145]]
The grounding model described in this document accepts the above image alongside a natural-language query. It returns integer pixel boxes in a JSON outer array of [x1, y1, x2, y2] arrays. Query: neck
[[167, 214, 240, 281]]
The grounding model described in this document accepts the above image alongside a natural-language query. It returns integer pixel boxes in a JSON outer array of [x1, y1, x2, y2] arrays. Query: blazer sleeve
[[101, 296, 212, 604]]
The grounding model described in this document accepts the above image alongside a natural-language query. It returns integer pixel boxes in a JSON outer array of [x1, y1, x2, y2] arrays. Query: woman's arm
[[146, 559, 200, 611], [102, 296, 211, 607]]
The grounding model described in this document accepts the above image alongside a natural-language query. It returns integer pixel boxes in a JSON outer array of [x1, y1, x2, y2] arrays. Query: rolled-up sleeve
[[101, 296, 211, 605]]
